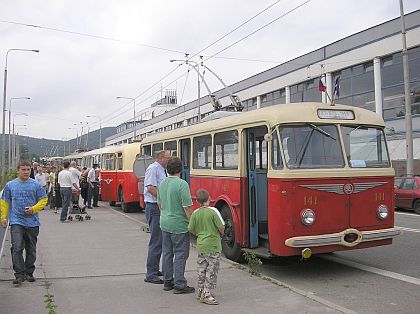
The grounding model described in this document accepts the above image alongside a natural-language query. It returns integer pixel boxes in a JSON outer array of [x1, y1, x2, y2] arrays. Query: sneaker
[[25, 275, 36, 282], [92, 205, 99, 207], [163, 282, 174, 291], [144, 277, 164, 284], [13, 277, 24, 287], [201, 293, 219, 305], [173, 286, 195, 294]]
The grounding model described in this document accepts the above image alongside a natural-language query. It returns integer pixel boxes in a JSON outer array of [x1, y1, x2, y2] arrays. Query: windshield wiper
[[307, 124, 336, 140]]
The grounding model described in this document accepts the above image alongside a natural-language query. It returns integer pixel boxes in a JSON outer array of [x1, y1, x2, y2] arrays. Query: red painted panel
[[100, 170, 118, 201], [189, 175, 248, 247], [121, 172, 140, 204], [349, 176, 394, 229], [267, 177, 396, 257]]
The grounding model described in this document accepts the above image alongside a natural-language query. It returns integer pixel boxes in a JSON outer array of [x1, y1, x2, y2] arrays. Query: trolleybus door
[[180, 139, 191, 185], [246, 127, 268, 248]]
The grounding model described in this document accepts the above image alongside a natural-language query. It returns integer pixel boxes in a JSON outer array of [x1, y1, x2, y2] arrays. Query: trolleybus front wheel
[[221, 205, 243, 262]]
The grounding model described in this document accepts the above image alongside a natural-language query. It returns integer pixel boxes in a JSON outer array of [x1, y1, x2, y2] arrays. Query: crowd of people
[[1, 152, 225, 305]]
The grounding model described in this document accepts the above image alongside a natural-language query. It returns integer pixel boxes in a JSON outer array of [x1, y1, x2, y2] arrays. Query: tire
[[414, 200, 420, 215], [119, 189, 129, 213], [109, 201, 116, 206], [220, 205, 243, 262]]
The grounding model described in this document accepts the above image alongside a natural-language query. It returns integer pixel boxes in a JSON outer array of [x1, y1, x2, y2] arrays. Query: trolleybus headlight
[[301, 209, 315, 226], [377, 204, 389, 220]]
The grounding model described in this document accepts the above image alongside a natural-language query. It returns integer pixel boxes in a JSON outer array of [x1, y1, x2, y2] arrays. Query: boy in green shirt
[[188, 189, 225, 305]]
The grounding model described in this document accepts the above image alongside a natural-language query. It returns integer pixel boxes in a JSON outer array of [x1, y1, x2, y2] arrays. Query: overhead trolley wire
[[203, 0, 312, 62], [187, 0, 283, 61], [0, 19, 186, 55]]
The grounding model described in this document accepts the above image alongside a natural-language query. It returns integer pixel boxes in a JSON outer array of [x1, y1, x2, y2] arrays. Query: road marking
[[108, 207, 148, 226], [395, 211, 420, 217], [398, 227, 420, 233], [321, 254, 420, 286]]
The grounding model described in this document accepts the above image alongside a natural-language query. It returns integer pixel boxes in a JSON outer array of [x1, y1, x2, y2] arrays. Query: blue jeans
[[60, 187, 72, 221], [10, 224, 39, 279], [162, 231, 190, 289], [145, 203, 162, 280]]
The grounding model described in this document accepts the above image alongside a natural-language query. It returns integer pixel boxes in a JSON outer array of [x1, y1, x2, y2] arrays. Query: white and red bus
[[136, 102, 400, 261], [100, 143, 141, 212]]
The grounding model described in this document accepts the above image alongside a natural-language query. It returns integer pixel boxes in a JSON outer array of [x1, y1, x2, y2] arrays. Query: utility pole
[[399, 0, 413, 176]]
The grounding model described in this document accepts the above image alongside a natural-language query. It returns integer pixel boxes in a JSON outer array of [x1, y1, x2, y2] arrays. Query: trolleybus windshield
[[341, 125, 390, 168], [279, 124, 344, 169]]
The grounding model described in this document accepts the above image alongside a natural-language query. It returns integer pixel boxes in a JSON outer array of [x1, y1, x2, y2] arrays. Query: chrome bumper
[[285, 227, 401, 248]]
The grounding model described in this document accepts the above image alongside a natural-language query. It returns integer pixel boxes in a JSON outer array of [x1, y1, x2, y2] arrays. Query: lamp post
[[86, 115, 102, 148], [13, 125, 26, 167], [8, 97, 30, 168], [116, 96, 136, 140], [2, 48, 39, 179], [170, 59, 201, 122], [68, 127, 79, 152], [12, 113, 27, 168], [399, 0, 413, 176]]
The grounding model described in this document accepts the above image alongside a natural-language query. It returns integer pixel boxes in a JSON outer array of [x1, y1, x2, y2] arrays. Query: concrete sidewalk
[[0, 203, 342, 314]]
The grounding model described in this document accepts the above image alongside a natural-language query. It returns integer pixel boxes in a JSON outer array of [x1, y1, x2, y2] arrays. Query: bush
[[0, 170, 17, 189]]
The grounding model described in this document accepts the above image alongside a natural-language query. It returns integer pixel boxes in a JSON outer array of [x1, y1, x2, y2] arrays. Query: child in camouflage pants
[[188, 189, 225, 305]]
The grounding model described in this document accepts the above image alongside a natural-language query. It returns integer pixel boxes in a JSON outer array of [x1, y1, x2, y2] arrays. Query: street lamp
[[8, 97, 30, 168], [86, 115, 102, 148], [13, 122, 27, 165], [12, 113, 27, 169], [1, 48, 39, 179], [116, 96, 137, 140], [170, 59, 201, 122]]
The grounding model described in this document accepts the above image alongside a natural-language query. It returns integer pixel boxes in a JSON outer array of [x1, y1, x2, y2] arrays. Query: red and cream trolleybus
[[101, 143, 141, 212], [136, 102, 401, 261]]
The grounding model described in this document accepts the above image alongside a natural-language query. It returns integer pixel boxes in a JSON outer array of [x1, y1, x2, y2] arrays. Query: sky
[[1, 0, 419, 141]]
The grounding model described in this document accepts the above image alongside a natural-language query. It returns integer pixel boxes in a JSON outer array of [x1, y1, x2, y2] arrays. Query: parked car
[[395, 177, 420, 214]]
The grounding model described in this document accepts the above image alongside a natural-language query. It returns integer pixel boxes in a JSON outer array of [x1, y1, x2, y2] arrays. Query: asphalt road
[[110, 205, 420, 314]]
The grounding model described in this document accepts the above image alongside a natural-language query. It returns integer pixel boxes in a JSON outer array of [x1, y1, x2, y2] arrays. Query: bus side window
[[117, 153, 123, 170], [255, 139, 267, 170], [193, 135, 212, 169], [152, 143, 163, 157], [143, 145, 152, 156], [215, 130, 238, 170], [164, 140, 177, 157]]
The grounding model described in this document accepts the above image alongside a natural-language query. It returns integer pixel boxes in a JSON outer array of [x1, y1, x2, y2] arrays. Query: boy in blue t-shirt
[[188, 189, 225, 305], [1, 160, 48, 286]]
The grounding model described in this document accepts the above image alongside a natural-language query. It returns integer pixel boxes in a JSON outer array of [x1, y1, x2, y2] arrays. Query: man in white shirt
[[35, 167, 48, 192], [87, 164, 100, 209], [58, 161, 80, 222], [69, 161, 82, 205]]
